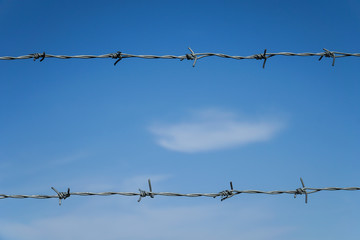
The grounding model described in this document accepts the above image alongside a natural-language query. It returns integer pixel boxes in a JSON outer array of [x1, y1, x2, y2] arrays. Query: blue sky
[[0, 1, 359, 239]]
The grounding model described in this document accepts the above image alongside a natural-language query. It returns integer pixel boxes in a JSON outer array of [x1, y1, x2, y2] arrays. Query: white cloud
[[149, 109, 285, 153]]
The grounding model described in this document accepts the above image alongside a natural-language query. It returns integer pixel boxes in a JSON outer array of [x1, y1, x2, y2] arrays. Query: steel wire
[[1, 48, 359, 67], [1, 178, 359, 205]]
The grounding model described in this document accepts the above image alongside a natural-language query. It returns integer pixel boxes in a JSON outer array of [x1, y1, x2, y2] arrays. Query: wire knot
[[185, 53, 195, 60], [294, 188, 306, 195], [32, 52, 46, 62], [51, 187, 70, 206], [219, 190, 234, 201], [180, 47, 198, 67], [138, 189, 152, 202], [111, 51, 122, 66], [137, 179, 154, 202], [319, 48, 336, 66], [215, 182, 235, 201], [254, 53, 266, 60], [293, 178, 308, 204], [254, 49, 269, 68]]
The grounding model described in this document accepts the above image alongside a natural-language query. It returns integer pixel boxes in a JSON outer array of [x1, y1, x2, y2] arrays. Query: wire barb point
[[51, 187, 70, 206]]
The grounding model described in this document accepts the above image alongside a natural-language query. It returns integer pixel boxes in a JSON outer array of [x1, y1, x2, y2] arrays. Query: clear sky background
[[0, 1, 359, 240]]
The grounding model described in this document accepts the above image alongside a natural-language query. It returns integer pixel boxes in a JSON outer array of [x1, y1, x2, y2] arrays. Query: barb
[[294, 178, 308, 204], [138, 179, 154, 202], [32, 52, 46, 62], [51, 187, 71, 205], [187, 47, 198, 67], [319, 48, 336, 66], [254, 49, 275, 68], [1, 178, 359, 206], [110, 51, 122, 66], [1, 48, 359, 68], [215, 181, 236, 201]]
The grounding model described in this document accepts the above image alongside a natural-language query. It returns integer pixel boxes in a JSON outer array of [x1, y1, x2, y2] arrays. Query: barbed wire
[[1, 178, 359, 205], [1, 48, 360, 67]]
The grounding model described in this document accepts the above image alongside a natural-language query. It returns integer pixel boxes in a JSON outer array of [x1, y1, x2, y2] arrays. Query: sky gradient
[[0, 1, 359, 240]]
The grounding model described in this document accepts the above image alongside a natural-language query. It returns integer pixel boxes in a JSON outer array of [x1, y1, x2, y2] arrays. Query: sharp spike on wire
[[148, 179, 154, 198], [32, 52, 46, 62], [187, 47, 198, 67], [254, 49, 271, 68], [51, 187, 70, 206], [217, 181, 235, 201], [111, 51, 123, 66], [137, 179, 154, 202], [300, 177, 308, 204], [319, 48, 336, 66], [262, 49, 267, 68], [294, 178, 308, 204]]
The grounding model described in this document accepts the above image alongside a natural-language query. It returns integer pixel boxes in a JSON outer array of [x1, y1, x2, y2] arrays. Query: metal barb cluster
[[1, 178, 359, 206], [293, 178, 308, 203], [253, 49, 274, 68], [138, 179, 154, 202], [1, 48, 360, 67], [215, 181, 235, 201], [32, 52, 46, 62], [318, 48, 336, 66], [51, 187, 70, 205], [110, 51, 122, 66]]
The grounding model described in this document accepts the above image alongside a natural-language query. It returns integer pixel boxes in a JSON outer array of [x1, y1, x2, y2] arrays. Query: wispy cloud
[[149, 109, 285, 153], [49, 152, 90, 166]]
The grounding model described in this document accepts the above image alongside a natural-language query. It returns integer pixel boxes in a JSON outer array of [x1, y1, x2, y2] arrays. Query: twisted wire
[[2, 188, 359, 199], [1, 48, 359, 67], [1, 178, 359, 205]]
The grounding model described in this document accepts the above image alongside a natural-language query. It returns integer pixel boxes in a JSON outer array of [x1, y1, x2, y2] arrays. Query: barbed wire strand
[[1, 178, 359, 205], [1, 48, 360, 67]]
